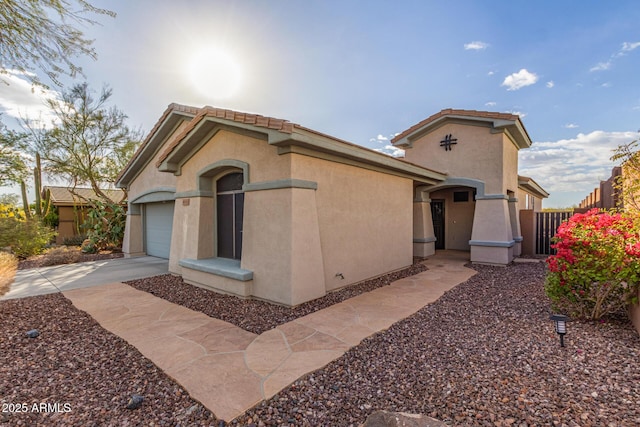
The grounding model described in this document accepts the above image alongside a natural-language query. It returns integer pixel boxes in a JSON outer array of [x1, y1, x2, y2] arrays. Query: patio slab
[[63, 251, 475, 422]]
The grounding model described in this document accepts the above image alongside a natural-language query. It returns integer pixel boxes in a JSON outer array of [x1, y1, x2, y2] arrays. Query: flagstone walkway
[[64, 251, 475, 422]]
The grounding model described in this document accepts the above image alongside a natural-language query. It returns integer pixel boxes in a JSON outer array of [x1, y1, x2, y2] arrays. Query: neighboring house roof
[[518, 176, 549, 199], [391, 109, 533, 150], [117, 104, 449, 188], [44, 186, 126, 206]]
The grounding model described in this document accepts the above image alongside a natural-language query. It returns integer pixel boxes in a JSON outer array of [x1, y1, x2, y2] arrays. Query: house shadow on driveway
[[1, 256, 169, 300]]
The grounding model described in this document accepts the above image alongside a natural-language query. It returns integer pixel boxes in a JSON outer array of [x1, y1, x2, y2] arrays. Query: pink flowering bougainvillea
[[544, 209, 640, 320]]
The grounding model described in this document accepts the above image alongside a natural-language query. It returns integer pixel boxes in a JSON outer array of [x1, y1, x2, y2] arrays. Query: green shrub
[[0, 217, 57, 259], [85, 200, 126, 250], [545, 209, 640, 319]]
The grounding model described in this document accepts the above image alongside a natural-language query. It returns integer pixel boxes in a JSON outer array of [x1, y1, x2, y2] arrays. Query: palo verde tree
[[27, 82, 142, 249], [34, 82, 141, 203], [0, 0, 115, 88]]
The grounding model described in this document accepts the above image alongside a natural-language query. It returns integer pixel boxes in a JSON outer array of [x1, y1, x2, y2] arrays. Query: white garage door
[[144, 201, 174, 259]]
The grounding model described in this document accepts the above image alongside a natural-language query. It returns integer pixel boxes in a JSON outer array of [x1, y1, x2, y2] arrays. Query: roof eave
[[116, 107, 196, 188], [393, 114, 532, 150], [272, 128, 447, 185], [518, 176, 549, 199]]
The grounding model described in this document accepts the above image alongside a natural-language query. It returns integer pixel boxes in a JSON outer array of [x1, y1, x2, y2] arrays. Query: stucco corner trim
[[197, 159, 250, 192], [179, 258, 254, 281], [508, 197, 519, 203], [413, 237, 437, 243], [130, 187, 176, 204], [475, 194, 509, 201], [415, 177, 486, 201], [514, 236, 523, 242], [243, 179, 318, 192], [174, 190, 214, 199], [128, 203, 141, 215], [469, 240, 516, 248]]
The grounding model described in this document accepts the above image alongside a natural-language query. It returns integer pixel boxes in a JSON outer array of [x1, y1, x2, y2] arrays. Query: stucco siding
[[176, 129, 291, 192], [291, 153, 413, 291], [403, 122, 504, 194], [502, 134, 520, 194]]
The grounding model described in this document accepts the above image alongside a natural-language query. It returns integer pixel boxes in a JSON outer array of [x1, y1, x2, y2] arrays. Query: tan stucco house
[[116, 105, 547, 306]]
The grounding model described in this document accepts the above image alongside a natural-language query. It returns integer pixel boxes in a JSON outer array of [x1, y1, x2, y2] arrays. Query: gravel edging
[[125, 262, 427, 335], [0, 293, 218, 426]]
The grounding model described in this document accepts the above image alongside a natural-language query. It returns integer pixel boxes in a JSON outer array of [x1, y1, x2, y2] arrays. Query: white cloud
[[564, 123, 579, 129], [369, 133, 404, 157], [374, 145, 405, 158], [546, 81, 554, 88], [464, 41, 489, 51], [0, 70, 59, 127], [501, 69, 538, 91], [621, 41, 640, 53], [519, 130, 637, 194], [591, 41, 640, 72], [590, 61, 611, 72], [485, 101, 497, 107], [601, 82, 612, 88], [487, 71, 495, 76]]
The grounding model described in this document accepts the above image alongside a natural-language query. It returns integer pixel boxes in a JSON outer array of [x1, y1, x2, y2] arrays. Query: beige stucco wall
[[429, 188, 475, 251], [176, 129, 291, 193], [290, 153, 414, 292], [242, 186, 325, 306], [502, 133, 520, 194], [403, 123, 505, 194], [161, 127, 413, 305]]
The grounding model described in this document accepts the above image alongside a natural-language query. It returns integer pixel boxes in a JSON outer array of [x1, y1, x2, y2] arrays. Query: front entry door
[[431, 200, 445, 250]]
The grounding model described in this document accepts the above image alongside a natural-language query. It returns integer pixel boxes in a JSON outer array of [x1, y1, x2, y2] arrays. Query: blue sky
[[2, 0, 640, 207]]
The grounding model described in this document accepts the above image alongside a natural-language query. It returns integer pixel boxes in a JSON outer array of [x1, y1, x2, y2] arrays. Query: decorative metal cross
[[440, 134, 458, 151]]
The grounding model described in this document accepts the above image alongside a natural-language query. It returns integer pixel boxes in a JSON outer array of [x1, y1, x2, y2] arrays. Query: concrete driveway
[[1, 256, 169, 300]]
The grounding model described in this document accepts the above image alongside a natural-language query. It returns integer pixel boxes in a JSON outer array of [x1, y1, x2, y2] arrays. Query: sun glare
[[186, 47, 243, 99]]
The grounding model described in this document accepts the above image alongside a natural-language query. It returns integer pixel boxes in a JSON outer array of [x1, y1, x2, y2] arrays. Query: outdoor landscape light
[[550, 314, 568, 347]]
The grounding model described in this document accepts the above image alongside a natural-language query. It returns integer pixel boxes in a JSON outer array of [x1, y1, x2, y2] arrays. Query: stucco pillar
[[123, 203, 144, 257], [469, 196, 515, 265], [413, 198, 436, 258], [242, 185, 326, 306], [508, 197, 522, 257]]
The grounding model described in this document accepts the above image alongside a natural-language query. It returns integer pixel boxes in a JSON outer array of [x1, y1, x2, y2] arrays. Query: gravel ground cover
[[0, 293, 217, 426], [2, 262, 639, 426], [232, 263, 640, 426], [125, 263, 427, 335]]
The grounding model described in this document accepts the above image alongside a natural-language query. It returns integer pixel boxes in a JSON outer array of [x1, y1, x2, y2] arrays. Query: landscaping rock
[[126, 394, 144, 409], [25, 328, 39, 338], [361, 410, 447, 427]]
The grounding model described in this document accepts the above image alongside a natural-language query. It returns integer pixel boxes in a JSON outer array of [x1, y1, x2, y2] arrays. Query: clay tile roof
[[155, 106, 296, 167], [391, 109, 520, 143]]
